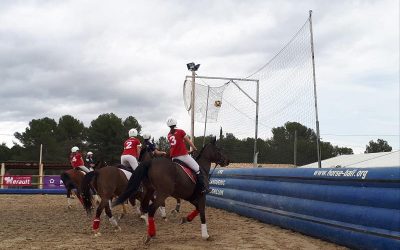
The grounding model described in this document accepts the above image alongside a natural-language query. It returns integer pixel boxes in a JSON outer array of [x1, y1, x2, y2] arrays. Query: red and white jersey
[[168, 129, 188, 157], [70, 152, 84, 168], [122, 137, 141, 158]]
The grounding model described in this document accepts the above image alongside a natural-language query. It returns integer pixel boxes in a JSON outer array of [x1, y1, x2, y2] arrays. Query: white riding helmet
[[87, 151, 93, 156], [128, 128, 138, 137], [71, 146, 79, 153], [166, 118, 177, 127], [143, 133, 151, 140]]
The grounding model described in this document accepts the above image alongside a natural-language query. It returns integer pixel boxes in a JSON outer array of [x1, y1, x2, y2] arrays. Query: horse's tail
[[81, 171, 97, 212], [60, 172, 75, 190], [112, 160, 151, 207]]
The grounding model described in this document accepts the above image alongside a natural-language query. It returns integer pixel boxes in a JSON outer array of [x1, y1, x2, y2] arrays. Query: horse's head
[[139, 143, 153, 162], [197, 137, 230, 167]]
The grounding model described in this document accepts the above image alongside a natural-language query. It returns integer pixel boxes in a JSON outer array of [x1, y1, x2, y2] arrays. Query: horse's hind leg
[[145, 193, 168, 243], [92, 200, 106, 236], [181, 199, 199, 224], [105, 200, 121, 231]]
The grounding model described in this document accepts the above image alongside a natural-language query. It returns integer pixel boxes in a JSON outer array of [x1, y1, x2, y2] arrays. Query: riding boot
[[196, 173, 211, 194]]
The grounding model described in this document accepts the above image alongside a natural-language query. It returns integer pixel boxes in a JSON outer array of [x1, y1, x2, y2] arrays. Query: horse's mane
[[195, 143, 209, 161], [138, 143, 148, 162]]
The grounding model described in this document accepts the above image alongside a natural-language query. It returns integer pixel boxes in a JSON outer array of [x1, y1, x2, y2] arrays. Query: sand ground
[[0, 195, 346, 250]]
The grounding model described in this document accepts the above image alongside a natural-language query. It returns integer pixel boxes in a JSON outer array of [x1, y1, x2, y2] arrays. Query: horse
[[112, 138, 229, 243], [60, 168, 85, 208], [81, 150, 153, 236]]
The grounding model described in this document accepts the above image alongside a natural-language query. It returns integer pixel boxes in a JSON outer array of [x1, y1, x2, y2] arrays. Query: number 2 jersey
[[122, 137, 141, 158], [168, 129, 188, 157]]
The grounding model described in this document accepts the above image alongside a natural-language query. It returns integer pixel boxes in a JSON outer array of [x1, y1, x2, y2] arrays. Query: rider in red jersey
[[166, 117, 210, 194], [70, 146, 91, 173], [121, 128, 142, 171]]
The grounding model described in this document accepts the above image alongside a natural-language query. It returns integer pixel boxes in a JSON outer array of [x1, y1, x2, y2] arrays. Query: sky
[[0, 0, 399, 154]]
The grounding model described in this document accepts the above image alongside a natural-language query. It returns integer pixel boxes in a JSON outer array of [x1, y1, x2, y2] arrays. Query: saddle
[[172, 159, 197, 184]]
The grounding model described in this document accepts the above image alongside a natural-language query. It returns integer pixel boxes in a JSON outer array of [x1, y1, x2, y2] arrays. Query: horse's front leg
[[67, 188, 73, 209], [198, 196, 209, 240]]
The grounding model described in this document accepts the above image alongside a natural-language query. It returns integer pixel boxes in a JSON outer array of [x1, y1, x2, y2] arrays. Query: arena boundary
[[207, 167, 400, 250]]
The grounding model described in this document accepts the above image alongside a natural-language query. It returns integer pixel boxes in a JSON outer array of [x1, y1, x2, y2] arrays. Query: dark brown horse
[[112, 138, 229, 242], [60, 169, 86, 208]]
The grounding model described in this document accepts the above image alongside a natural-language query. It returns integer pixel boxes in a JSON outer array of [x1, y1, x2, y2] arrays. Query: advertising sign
[[43, 176, 64, 189], [3, 176, 32, 186]]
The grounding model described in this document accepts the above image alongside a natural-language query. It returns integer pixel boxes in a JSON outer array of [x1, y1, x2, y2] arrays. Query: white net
[[184, 17, 317, 163], [183, 79, 228, 123]]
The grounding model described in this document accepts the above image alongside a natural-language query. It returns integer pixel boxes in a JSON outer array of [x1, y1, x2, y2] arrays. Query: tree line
[[0, 114, 393, 166]]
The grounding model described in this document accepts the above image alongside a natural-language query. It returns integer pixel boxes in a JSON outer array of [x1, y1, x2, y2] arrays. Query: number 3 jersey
[[168, 129, 188, 157], [122, 137, 141, 158]]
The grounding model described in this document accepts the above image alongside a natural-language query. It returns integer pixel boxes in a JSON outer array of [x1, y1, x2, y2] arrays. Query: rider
[[121, 128, 142, 171], [142, 133, 167, 157], [70, 146, 92, 173], [85, 151, 95, 170], [166, 118, 210, 194]]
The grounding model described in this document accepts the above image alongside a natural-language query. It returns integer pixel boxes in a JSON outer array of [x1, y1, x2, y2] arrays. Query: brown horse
[[60, 168, 86, 208], [80, 150, 153, 236], [112, 138, 229, 242]]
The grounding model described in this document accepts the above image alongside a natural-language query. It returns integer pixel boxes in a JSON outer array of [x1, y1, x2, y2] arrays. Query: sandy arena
[[0, 195, 345, 250]]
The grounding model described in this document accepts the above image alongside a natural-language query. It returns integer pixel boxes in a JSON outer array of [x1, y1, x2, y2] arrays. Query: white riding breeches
[[172, 154, 200, 174], [121, 155, 138, 171], [78, 166, 91, 173]]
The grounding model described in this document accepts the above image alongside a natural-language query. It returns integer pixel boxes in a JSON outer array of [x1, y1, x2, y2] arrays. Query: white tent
[[300, 150, 400, 168]]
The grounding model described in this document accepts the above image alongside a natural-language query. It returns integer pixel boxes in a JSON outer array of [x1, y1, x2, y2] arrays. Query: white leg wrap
[[159, 206, 166, 218], [108, 200, 112, 209], [201, 224, 209, 239], [109, 217, 118, 227], [140, 213, 149, 226]]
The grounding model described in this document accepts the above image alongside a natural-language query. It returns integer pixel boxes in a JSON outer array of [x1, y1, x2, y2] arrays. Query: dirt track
[[0, 195, 345, 250]]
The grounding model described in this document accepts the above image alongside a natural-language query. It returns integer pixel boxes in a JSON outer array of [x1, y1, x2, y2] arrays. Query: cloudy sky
[[0, 0, 399, 154]]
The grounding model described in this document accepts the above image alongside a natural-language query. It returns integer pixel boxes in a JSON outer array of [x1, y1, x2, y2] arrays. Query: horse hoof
[[162, 217, 168, 222], [202, 235, 210, 240], [67, 205, 73, 210], [94, 232, 101, 237], [144, 235, 154, 244], [170, 209, 179, 215], [114, 226, 121, 232], [118, 214, 125, 220]]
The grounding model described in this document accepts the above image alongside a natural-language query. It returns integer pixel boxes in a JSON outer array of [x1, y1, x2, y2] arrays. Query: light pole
[[186, 62, 200, 149]]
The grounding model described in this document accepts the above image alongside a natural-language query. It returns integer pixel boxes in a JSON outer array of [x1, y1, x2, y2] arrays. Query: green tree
[[157, 136, 170, 152], [123, 116, 142, 134], [333, 146, 353, 155], [14, 117, 58, 161], [86, 113, 126, 164], [0, 143, 11, 161], [365, 139, 392, 153], [56, 115, 86, 160]]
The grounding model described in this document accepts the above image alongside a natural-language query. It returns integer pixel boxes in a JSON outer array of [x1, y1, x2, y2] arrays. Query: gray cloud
[[0, 0, 398, 153]]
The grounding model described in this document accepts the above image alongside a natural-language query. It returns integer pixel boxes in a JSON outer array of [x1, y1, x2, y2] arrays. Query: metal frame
[[185, 75, 260, 166]]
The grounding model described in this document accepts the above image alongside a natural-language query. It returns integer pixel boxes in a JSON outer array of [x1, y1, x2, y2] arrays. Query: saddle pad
[[118, 168, 132, 180], [178, 165, 196, 184]]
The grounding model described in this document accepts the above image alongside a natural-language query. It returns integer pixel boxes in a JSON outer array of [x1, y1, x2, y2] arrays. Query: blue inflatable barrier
[[207, 167, 400, 249], [0, 189, 66, 195]]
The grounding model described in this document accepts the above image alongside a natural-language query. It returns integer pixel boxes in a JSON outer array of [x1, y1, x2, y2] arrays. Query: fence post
[[0, 163, 5, 189], [39, 163, 44, 189]]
